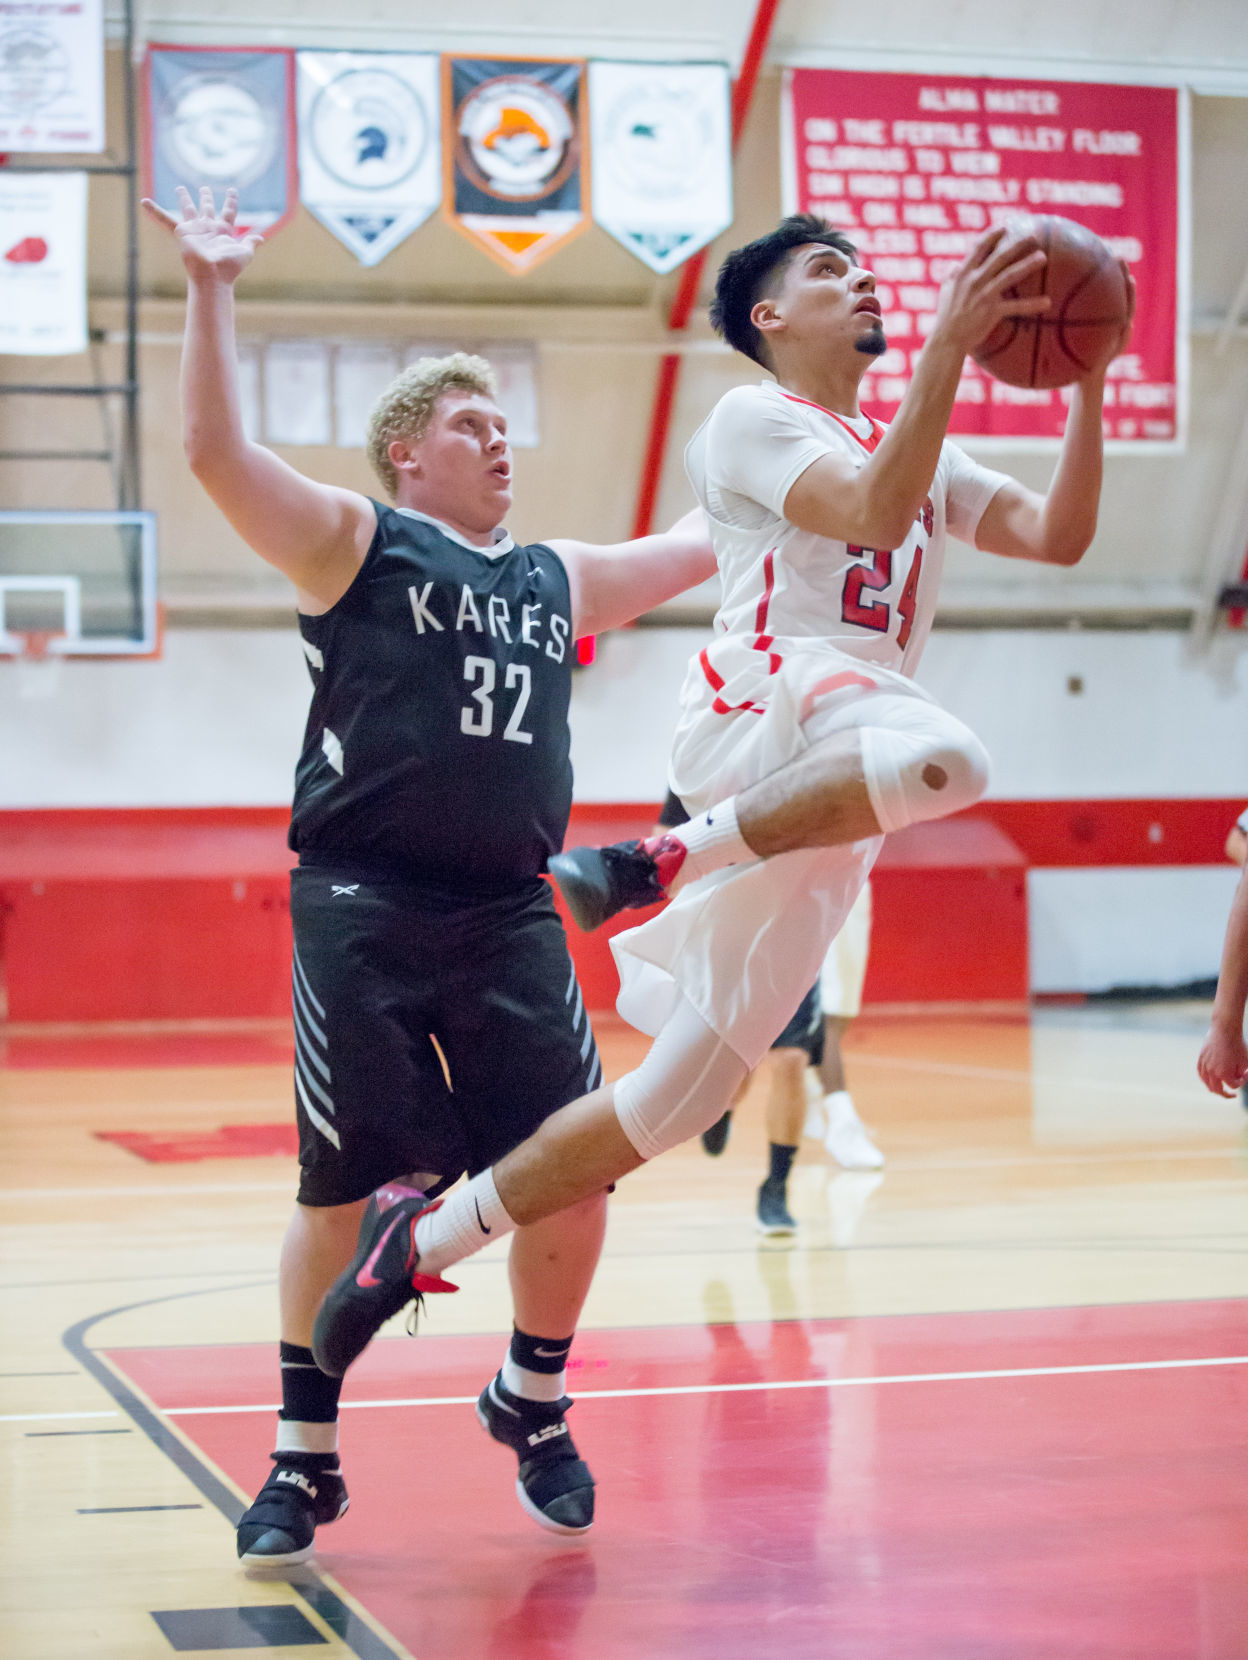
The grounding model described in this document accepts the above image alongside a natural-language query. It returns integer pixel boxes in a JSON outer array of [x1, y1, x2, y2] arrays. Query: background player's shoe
[[311, 1184, 457, 1377], [756, 1179, 797, 1236], [547, 835, 685, 932], [235, 1454, 348, 1567], [823, 1090, 885, 1170], [476, 1372, 595, 1535], [700, 1110, 733, 1156]]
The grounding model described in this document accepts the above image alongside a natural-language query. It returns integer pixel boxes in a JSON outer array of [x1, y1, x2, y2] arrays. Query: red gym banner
[[443, 55, 588, 275], [782, 70, 1186, 447]]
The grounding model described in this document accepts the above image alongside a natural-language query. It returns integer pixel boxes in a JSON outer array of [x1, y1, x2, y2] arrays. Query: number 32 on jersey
[[461, 655, 534, 744]]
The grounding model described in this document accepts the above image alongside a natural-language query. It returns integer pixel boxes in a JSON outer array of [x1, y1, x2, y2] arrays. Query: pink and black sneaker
[[311, 1184, 457, 1377], [547, 835, 686, 932]]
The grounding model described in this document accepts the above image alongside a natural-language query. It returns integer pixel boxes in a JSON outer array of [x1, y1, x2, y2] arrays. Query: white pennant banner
[[0, 170, 86, 354], [297, 50, 440, 267], [589, 60, 731, 275]]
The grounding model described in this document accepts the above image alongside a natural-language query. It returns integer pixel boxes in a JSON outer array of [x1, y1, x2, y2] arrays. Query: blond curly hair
[[365, 352, 499, 498]]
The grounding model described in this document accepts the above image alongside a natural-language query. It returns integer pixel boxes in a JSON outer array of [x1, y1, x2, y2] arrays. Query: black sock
[[276, 1341, 342, 1462], [502, 1327, 574, 1406], [509, 1329, 573, 1375], [765, 1143, 797, 1189]]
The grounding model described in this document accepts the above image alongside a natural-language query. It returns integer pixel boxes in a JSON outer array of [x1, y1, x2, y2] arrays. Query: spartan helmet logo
[[457, 75, 576, 201]]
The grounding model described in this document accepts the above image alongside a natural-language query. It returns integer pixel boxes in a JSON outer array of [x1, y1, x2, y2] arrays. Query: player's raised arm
[[973, 266, 1137, 568], [548, 508, 716, 638], [782, 228, 1051, 550], [142, 185, 375, 609]]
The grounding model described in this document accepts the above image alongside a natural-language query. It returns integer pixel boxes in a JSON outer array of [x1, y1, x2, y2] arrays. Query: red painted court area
[[109, 1299, 1248, 1659]]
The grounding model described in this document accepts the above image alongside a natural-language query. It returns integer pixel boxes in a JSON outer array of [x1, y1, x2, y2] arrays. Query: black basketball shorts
[[289, 865, 603, 1207], [771, 982, 824, 1066]]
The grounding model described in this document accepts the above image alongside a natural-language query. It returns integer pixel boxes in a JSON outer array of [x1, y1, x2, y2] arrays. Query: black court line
[[0, 1368, 78, 1377], [62, 1286, 407, 1660], [26, 1427, 133, 1437], [79, 1503, 204, 1513]]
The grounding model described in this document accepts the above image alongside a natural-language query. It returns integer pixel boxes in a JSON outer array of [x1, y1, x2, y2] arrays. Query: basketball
[[971, 215, 1131, 389]]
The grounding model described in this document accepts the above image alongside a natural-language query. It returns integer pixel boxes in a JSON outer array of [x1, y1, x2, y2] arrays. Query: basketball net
[[13, 629, 65, 700]]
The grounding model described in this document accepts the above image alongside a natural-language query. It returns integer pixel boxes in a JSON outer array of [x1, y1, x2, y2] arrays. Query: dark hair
[[710, 214, 858, 366]]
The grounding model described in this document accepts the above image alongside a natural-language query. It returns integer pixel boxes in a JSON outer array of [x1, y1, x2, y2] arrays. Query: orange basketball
[[971, 215, 1130, 390]]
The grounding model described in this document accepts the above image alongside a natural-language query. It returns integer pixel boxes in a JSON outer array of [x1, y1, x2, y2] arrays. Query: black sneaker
[[548, 835, 686, 932], [756, 1180, 797, 1236], [236, 1455, 348, 1566], [476, 1372, 595, 1535], [700, 1110, 733, 1157], [311, 1183, 458, 1378]]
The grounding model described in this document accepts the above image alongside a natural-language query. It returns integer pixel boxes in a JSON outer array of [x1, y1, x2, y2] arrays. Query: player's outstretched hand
[[140, 185, 263, 285], [1196, 1021, 1248, 1098], [931, 225, 1052, 359]]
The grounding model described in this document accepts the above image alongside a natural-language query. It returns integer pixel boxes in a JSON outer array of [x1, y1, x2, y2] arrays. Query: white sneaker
[[802, 1070, 825, 1140], [823, 1091, 884, 1170]]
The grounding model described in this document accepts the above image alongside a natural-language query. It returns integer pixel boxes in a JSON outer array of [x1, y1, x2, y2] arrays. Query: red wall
[[0, 799, 1238, 1023]]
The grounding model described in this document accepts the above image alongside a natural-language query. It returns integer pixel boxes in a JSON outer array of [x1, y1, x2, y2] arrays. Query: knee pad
[[861, 712, 989, 835], [613, 997, 748, 1161]]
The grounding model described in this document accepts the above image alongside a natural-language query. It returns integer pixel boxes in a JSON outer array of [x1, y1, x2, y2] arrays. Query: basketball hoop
[[13, 629, 65, 700]]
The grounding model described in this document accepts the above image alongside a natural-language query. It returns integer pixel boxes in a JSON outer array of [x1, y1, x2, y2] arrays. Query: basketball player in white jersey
[[313, 213, 1134, 1376]]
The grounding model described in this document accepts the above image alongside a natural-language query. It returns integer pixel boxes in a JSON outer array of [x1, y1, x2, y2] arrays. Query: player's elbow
[[183, 423, 220, 479], [1045, 534, 1092, 568]]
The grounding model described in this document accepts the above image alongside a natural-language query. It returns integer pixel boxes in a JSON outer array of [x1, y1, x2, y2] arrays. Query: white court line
[[6, 1351, 1247, 1424], [159, 1351, 1248, 1417]]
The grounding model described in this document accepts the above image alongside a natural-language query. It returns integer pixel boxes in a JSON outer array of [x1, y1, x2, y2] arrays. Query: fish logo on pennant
[[588, 60, 732, 277], [456, 76, 575, 200]]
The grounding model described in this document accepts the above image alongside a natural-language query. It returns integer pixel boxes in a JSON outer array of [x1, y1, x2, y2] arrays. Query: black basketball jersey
[[288, 503, 575, 892]]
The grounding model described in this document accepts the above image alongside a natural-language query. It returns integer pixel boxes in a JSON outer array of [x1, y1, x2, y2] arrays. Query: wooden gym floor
[[2, 1001, 1246, 1659]]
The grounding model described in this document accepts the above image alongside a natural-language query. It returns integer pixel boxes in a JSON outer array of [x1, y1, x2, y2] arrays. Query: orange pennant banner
[[443, 55, 589, 275]]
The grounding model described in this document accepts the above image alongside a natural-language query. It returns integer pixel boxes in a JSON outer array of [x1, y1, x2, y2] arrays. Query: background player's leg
[[758, 1046, 806, 1235], [819, 1015, 850, 1096]]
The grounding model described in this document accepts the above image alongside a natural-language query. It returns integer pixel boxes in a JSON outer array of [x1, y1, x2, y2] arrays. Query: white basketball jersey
[[684, 381, 1010, 698]]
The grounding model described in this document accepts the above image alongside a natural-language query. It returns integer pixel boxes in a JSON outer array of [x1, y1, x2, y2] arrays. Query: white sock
[[274, 1419, 337, 1456], [501, 1354, 567, 1404], [667, 796, 753, 893], [413, 1167, 517, 1276]]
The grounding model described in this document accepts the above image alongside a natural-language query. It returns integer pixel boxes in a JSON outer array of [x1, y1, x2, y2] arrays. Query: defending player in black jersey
[[144, 184, 715, 1563]]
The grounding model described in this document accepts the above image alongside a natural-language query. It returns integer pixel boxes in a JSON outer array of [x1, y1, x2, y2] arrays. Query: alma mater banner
[[782, 69, 1186, 448]]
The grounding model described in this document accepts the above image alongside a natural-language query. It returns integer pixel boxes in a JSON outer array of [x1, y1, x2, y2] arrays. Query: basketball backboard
[[0, 511, 158, 657]]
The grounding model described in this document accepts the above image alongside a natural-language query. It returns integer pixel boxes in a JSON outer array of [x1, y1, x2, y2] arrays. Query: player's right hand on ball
[[140, 185, 264, 284], [930, 225, 1051, 358]]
